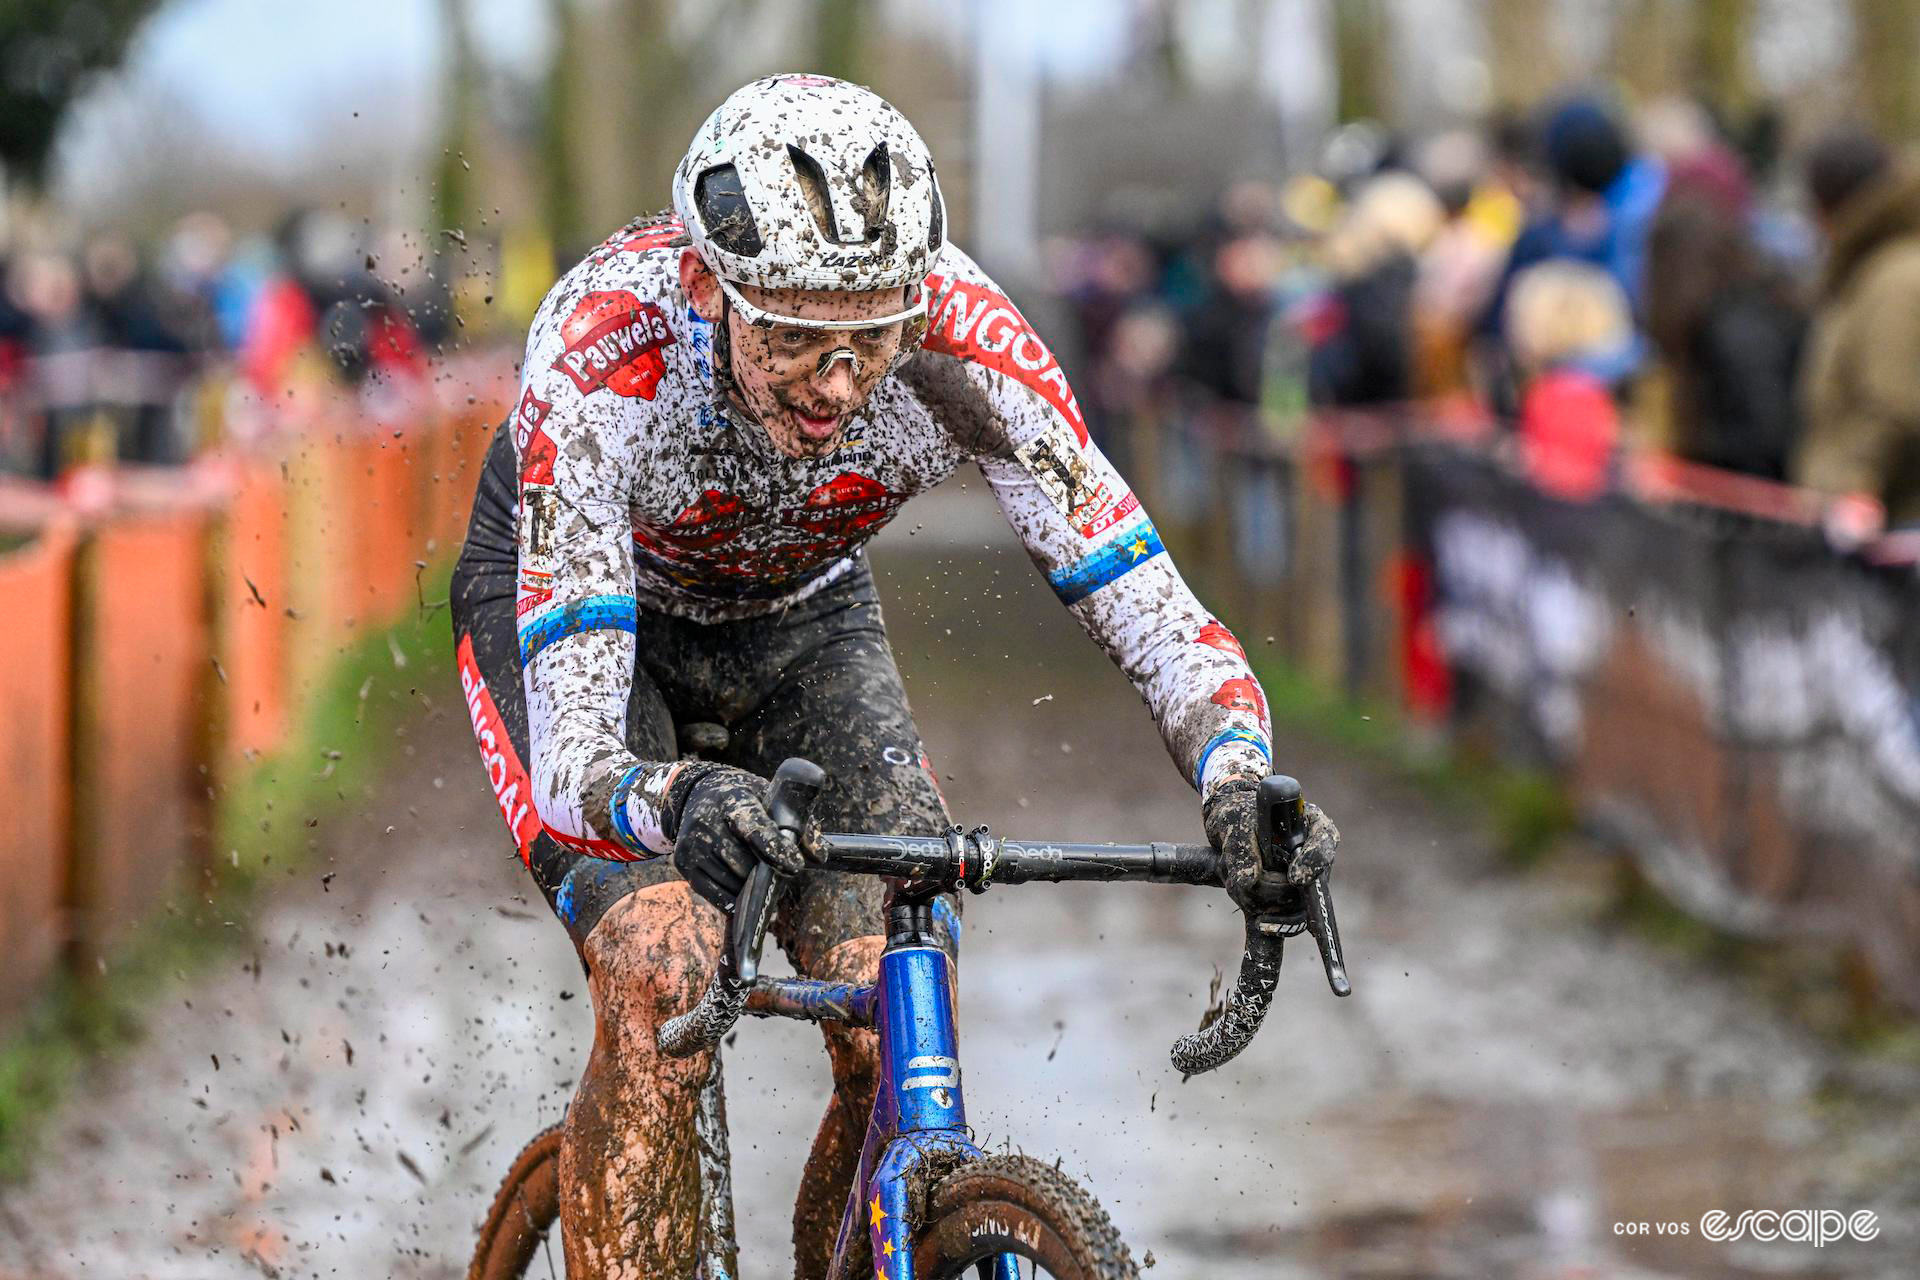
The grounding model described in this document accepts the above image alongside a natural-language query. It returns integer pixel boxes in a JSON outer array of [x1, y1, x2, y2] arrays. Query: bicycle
[[469, 758, 1351, 1279]]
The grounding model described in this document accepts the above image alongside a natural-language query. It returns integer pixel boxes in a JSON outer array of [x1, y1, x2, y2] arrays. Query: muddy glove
[[669, 764, 812, 914], [1203, 778, 1340, 913]]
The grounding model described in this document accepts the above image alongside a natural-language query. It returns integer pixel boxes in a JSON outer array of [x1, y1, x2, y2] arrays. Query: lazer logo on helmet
[[819, 250, 878, 268], [552, 291, 677, 399]]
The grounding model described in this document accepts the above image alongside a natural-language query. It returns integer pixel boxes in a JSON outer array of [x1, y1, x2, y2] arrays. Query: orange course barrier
[[0, 521, 76, 1021], [0, 363, 512, 1023], [66, 477, 219, 964], [219, 457, 293, 760]]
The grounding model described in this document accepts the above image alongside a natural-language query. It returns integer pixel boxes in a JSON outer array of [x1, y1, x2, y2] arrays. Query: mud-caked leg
[[560, 881, 727, 1279]]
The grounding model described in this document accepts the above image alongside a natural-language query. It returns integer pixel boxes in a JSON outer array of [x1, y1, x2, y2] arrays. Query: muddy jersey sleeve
[[512, 277, 687, 861], [918, 246, 1273, 798]]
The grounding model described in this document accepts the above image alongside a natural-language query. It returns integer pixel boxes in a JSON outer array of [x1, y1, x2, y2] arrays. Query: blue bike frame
[[755, 938, 1019, 1280]]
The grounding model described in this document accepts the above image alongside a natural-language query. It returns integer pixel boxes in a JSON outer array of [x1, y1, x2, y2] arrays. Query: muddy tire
[[467, 1124, 562, 1280], [911, 1154, 1138, 1279]]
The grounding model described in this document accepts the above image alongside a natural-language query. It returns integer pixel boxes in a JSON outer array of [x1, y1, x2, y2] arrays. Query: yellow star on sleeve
[[1126, 536, 1149, 559], [869, 1194, 887, 1228], [882, 1239, 896, 1258]]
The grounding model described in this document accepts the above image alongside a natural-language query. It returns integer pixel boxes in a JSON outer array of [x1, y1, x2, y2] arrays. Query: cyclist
[[451, 74, 1339, 1278]]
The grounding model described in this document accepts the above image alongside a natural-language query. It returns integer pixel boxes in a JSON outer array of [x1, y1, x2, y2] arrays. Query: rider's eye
[[774, 329, 813, 351], [853, 327, 892, 347]]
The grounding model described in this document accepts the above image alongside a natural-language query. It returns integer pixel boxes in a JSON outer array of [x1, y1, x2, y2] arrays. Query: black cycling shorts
[[451, 421, 956, 966]]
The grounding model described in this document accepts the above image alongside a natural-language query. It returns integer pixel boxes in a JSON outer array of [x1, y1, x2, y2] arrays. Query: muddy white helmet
[[673, 74, 946, 309]]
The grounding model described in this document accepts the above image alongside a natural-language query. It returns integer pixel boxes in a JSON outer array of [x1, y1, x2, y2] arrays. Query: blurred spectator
[[1644, 166, 1806, 480], [162, 212, 249, 351], [1055, 230, 1171, 470], [1505, 260, 1637, 501], [1413, 129, 1524, 394], [1481, 96, 1667, 351], [1180, 227, 1285, 407], [9, 252, 105, 476], [1304, 171, 1443, 407], [1792, 126, 1920, 539], [83, 236, 193, 464], [242, 210, 427, 399]]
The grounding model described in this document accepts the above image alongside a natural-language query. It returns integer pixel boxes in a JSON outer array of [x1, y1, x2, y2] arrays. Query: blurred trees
[[434, 0, 480, 233], [1, 0, 162, 185], [815, 0, 871, 84], [1851, 0, 1920, 137]]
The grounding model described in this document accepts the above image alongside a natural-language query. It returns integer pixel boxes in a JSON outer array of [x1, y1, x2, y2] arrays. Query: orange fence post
[[0, 521, 76, 1020], [66, 489, 218, 965], [219, 456, 293, 760]]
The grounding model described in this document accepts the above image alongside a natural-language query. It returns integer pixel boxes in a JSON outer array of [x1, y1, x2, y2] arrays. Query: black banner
[[1408, 446, 1920, 1004]]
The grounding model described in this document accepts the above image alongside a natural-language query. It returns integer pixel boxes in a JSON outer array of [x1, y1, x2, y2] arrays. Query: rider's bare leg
[[560, 881, 725, 1279], [790, 932, 885, 1280]]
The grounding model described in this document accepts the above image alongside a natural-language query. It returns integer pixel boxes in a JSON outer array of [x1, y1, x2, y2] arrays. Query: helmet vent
[[926, 168, 944, 252], [694, 165, 763, 257], [786, 145, 845, 243], [853, 142, 891, 238]]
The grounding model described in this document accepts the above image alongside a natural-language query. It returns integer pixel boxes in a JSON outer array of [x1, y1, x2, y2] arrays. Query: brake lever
[[1303, 871, 1350, 997], [1258, 775, 1350, 998], [728, 758, 826, 985]]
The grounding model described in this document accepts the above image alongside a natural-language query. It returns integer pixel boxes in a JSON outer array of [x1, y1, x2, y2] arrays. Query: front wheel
[[911, 1154, 1139, 1280]]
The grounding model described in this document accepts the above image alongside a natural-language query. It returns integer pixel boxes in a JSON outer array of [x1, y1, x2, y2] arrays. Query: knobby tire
[[912, 1154, 1139, 1280], [468, 1124, 562, 1280]]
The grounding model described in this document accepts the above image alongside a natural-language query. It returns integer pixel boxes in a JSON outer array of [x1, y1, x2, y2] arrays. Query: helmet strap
[[709, 291, 751, 422]]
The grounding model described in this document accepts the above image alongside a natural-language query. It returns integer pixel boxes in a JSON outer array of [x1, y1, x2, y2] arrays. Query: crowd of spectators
[[0, 210, 450, 481], [1050, 93, 1920, 543]]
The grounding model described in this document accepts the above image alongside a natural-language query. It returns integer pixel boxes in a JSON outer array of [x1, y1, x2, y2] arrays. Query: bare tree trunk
[[1332, 0, 1387, 122], [1851, 0, 1920, 137], [539, 0, 585, 255], [816, 0, 871, 83], [1693, 0, 1752, 113], [1484, 0, 1561, 112], [1610, 0, 1686, 102], [434, 0, 480, 232]]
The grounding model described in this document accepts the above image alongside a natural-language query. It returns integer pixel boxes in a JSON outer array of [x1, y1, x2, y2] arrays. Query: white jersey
[[513, 215, 1274, 857]]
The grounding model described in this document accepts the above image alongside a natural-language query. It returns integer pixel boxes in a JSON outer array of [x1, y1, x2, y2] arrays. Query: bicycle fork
[[828, 898, 1019, 1280]]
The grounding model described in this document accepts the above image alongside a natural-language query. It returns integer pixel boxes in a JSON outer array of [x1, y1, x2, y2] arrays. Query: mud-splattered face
[[682, 251, 907, 459]]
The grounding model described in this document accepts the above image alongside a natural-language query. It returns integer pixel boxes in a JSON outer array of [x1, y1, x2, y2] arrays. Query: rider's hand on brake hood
[[1203, 778, 1340, 913], [670, 764, 824, 913]]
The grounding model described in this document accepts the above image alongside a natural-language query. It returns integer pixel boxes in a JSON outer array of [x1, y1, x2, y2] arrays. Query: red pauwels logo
[[1195, 619, 1248, 662], [514, 389, 557, 487], [785, 472, 905, 538], [1210, 676, 1269, 727], [922, 272, 1088, 446], [552, 290, 677, 399], [634, 489, 753, 555]]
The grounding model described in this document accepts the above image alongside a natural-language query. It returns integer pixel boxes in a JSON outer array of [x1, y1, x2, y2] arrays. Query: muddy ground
[[1, 482, 1915, 1279]]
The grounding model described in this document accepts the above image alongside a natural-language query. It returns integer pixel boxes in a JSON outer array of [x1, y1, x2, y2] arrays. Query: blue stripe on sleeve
[[1045, 519, 1166, 605], [607, 763, 657, 856], [1192, 727, 1272, 788], [518, 594, 639, 664]]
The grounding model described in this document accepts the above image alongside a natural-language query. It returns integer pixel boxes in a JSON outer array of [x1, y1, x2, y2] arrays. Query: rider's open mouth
[[790, 407, 842, 439]]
